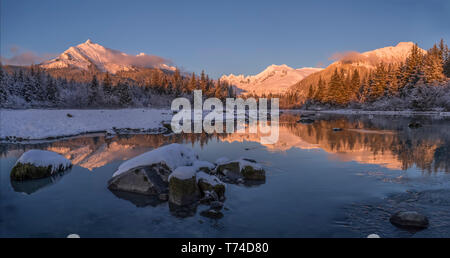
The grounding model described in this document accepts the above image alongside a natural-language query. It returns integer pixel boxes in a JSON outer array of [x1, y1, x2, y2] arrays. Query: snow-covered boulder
[[11, 150, 72, 181], [168, 166, 200, 206], [108, 144, 200, 199], [196, 171, 226, 200], [107, 163, 171, 197], [112, 143, 198, 177], [239, 159, 265, 181], [216, 158, 265, 181]]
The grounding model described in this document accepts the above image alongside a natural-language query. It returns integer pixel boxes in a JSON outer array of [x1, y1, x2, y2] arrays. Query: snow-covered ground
[[0, 108, 172, 140], [284, 109, 450, 116]]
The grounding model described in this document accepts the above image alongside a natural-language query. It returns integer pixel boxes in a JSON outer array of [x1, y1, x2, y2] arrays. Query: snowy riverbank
[[285, 109, 450, 117], [0, 109, 172, 140]]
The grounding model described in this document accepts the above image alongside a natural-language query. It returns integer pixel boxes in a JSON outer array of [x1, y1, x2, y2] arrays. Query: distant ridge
[[220, 64, 322, 95], [40, 39, 175, 74]]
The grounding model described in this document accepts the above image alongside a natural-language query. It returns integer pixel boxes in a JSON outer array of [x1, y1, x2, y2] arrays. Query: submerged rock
[[297, 118, 315, 124], [168, 166, 200, 206], [408, 122, 422, 129], [107, 163, 171, 195], [169, 202, 198, 218], [11, 150, 72, 181], [200, 209, 224, 219], [390, 211, 429, 229], [210, 201, 224, 211]]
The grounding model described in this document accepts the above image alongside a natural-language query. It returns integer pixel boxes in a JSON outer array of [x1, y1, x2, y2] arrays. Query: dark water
[[1, 113, 450, 237]]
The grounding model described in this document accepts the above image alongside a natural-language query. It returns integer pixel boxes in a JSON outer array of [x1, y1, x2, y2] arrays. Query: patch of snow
[[16, 150, 72, 173], [196, 171, 225, 187], [113, 143, 198, 177], [168, 166, 197, 181], [215, 157, 230, 165], [0, 108, 172, 140], [193, 160, 215, 170], [237, 158, 263, 171]]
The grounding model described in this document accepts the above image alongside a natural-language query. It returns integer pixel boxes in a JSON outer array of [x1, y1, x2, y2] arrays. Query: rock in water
[[11, 150, 72, 181], [241, 165, 265, 180], [112, 143, 198, 178], [408, 122, 422, 129], [389, 211, 429, 229], [107, 163, 170, 195], [210, 201, 224, 211], [197, 171, 226, 199], [193, 160, 216, 174], [168, 166, 200, 206], [216, 161, 240, 174], [297, 118, 315, 124], [216, 158, 266, 182]]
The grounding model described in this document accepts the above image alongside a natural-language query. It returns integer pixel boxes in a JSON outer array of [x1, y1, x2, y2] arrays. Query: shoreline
[[2, 108, 450, 142], [283, 109, 450, 117]]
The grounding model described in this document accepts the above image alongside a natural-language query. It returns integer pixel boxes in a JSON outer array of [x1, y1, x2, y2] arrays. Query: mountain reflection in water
[[1, 113, 449, 174]]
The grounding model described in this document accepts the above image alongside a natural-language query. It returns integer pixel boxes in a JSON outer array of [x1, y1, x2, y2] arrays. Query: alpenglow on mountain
[[40, 39, 175, 74], [220, 64, 323, 95], [289, 41, 427, 99], [332, 41, 427, 67]]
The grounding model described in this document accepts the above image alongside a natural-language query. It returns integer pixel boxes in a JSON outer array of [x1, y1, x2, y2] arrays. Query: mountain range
[[289, 42, 426, 97], [40, 39, 175, 74], [220, 65, 322, 95], [38, 40, 425, 96]]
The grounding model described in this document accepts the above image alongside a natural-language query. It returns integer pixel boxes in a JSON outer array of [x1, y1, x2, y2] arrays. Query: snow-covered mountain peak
[[336, 41, 426, 67], [221, 64, 322, 95], [40, 40, 174, 73]]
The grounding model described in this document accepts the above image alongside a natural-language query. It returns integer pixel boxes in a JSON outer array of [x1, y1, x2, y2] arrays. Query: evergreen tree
[[423, 44, 445, 83], [306, 84, 315, 100], [327, 68, 346, 105], [0, 64, 7, 104], [117, 81, 132, 106], [200, 70, 207, 91], [350, 69, 360, 101], [370, 62, 388, 100], [314, 77, 326, 102], [88, 75, 99, 106], [403, 43, 424, 87], [46, 74, 58, 104], [102, 72, 113, 96], [22, 75, 36, 103], [189, 72, 197, 92]]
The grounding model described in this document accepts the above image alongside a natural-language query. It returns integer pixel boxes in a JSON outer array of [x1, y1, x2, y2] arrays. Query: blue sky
[[1, 0, 449, 78]]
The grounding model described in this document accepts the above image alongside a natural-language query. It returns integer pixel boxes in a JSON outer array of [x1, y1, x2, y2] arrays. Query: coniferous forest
[[1, 40, 450, 111], [280, 39, 450, 111], [0, 66, 236, 108]]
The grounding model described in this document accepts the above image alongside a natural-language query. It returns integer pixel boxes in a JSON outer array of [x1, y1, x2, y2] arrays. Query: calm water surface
[[1, 113, 450, 237]]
